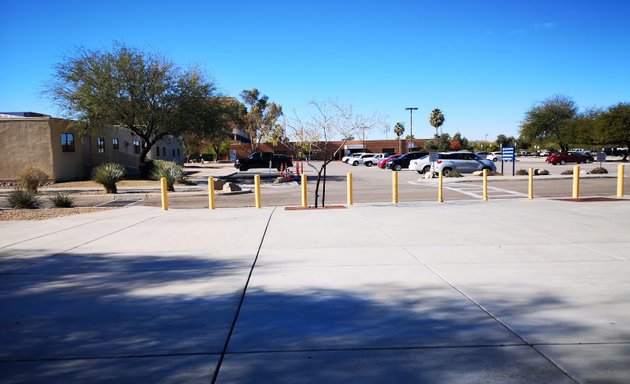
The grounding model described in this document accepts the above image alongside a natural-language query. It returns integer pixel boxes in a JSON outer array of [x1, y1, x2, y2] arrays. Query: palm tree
[[429, 108, 445, 138], [393, 122, 405, 154]]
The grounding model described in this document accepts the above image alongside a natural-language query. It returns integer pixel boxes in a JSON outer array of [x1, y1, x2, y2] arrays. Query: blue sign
[[502, 147, 515, 161], [429, 152, 439, 162]]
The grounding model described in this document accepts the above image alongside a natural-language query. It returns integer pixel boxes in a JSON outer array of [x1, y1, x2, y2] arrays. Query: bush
[[589, 167, 608, 174], [150, 160, 186, 191], [18, 166, 48, 193], [515, 169, 529, 176], [92, 163, 126, 193], [444, 170, 463, 178], [49, 192, 75, 208], [561, 169, 573, 175], [7, 188, 40, 209]]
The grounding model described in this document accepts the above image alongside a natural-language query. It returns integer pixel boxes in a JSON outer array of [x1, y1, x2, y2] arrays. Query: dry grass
[[47, 180, 159, 189]]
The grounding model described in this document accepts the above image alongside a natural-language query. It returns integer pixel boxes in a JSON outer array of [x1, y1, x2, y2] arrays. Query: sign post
[[502, 147, 515, 176], [429, 152, 439, 177], [596, 151, 606, 168]]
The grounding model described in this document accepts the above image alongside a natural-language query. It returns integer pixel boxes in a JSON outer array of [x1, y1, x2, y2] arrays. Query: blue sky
[[1, 0, 629, 140]]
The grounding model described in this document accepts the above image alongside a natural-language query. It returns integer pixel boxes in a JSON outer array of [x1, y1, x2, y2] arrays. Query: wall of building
[[49, 118, 85, 181], [0, 118, 55, 181]]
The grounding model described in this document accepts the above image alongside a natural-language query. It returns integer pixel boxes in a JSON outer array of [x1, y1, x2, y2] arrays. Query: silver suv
[[430, 151, 496, 176]]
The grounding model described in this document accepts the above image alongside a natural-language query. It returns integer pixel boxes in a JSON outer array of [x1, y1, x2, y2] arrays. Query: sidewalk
[[1, 199, 629, 383]]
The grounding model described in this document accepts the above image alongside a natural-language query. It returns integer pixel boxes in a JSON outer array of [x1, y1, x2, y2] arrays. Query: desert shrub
[[49, 192, 75, 208], [561, 169, 573, 175], [150, 160, 186, 191], [7, 188, 40, 209], [444, 170, 463, 178], [92, 163, 126, 193], [18, 166, 48, 193], [589, 167, 608, 174], [515, 169, 529, 176]]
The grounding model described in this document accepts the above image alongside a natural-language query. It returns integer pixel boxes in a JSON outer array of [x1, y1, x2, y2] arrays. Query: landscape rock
[[222, 182, 242, 192]]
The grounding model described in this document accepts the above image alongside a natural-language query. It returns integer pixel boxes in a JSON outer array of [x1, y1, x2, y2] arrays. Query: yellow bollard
[[482, 169, 488, 201], [254, 175, 261, 208], [392, 171, 398, 204], [438, 170, 444, 202], [617, 164, 623, 197], [208, 177, 215, 210], [528, 167, 534, 200], [301, 173, 308, 207], [160, 177, 168, 211], [347, 172, 353, 205], [572, 165, 580, 199]]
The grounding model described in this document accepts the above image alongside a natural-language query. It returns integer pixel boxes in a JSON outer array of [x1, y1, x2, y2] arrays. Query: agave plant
[[7, 188, 41, 209], [150, 160, 186, 192], [92, 163, 126, 193]]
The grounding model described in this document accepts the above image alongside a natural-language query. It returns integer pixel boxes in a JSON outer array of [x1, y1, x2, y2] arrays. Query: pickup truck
[[234, 152, 293, 171]]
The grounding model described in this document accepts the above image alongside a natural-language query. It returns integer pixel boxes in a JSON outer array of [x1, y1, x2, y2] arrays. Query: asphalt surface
[[1, 197, 629, 383]]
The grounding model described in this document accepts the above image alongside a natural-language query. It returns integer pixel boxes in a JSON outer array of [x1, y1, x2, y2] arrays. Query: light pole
[[405, 107, 418, 152]]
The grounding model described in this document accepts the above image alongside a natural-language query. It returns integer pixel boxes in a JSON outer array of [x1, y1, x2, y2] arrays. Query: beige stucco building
[[0, 112, 183, 181]]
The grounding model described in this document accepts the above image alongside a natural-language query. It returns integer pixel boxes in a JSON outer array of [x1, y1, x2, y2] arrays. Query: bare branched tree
[[286, 100, 382, 207]]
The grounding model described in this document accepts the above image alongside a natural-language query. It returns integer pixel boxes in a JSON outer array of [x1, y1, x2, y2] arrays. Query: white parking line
[[409, 181, 528, 199]]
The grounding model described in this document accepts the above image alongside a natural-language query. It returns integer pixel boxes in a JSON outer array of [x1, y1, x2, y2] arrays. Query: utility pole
[[405, 107, 418, 152]]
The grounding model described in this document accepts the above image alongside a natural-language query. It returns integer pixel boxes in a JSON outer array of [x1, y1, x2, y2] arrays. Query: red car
[[378, 154, 400, 168], [545, 151, 594, 165]]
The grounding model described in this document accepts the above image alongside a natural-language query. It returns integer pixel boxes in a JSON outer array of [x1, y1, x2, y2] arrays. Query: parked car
[[545, 151, 594, 165], [486, 152, 503, 162], [342, 152, 368, 163], [362, 153, 390, 167], [430, 151, 496, 176], [234, 151, 293, 171], [378, 154, 400, 169], [475, 151, 490, 159], [408, 155, 432, 174], [538, 149, 551, 157], [386, 151, 427, 171], [348, 153, 375, 166]]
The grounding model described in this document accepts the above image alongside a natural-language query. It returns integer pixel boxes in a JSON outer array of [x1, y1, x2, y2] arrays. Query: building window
[[133, 140, 141, 154], [112, 138, 119, 150], [156, 146, 160, 156], [163, 147, 166, 157], [61, 133, 75, 152], [172, 148, 176, 157], [97, 136, 105, 154], [177, 148, 180, 157]]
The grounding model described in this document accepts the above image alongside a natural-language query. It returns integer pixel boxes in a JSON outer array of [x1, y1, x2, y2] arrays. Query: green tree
[[428, 108, 445, 138], [239, 88, 283, 151], [598, 102, 630, 160], [519, 95, 578, 151], [393, 122, 405, 154], [47, 42, 217, 177]]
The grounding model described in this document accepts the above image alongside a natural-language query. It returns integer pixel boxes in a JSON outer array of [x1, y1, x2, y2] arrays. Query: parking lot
[[141, 157, 627, 209]]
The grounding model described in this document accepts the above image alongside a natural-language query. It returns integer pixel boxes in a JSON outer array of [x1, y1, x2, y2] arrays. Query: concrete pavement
[[1, 198, 629, 383]]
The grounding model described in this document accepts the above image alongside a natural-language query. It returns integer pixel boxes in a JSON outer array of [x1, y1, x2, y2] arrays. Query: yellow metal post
[[347, 172, 353, 205], [482, 169, 488, 201], [301, 173, 308, 207], [254, 175, 262, 208], [392, 171, 398, 204], [572, 165, 580, 199], [617, 164, 624, 197], [160, 177, 168, 211], [438, 170, 444, 202], [528, 167, 534, 200], [208, 177, 215, 210]]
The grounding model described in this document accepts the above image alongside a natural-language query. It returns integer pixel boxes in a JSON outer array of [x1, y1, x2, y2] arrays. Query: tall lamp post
[[405, 107, 418, 152]]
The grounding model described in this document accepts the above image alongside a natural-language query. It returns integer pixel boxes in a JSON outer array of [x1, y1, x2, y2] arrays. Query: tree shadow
[[0, 250, 627, 383]]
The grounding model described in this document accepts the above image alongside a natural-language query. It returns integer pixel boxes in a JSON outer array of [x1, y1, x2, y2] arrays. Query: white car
[[408, 155, 432, 174], [362, 153, 390, 167], [486, 152, 503, 162], [349, 153, 376, 166], [342, 152, 368, 163]]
